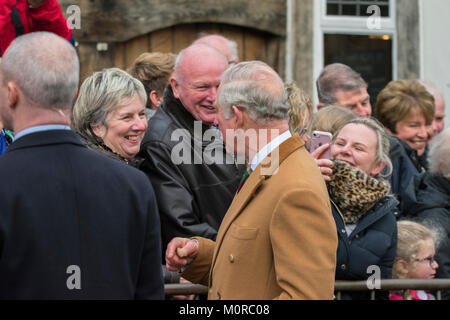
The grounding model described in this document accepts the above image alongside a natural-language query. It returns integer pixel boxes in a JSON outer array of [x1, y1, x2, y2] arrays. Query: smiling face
[[331, 123, 385, 176], [171, 45, 228, 126], [393, 109, 431, 156], [91, 95, 148, 160]]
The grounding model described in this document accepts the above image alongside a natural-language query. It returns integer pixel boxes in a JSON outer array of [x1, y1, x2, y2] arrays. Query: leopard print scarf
[[327, 160, 390, 224]]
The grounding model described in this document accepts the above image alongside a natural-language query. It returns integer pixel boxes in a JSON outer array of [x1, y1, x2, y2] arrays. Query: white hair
[[217, 61, 289, 124], [1, 32, 79, 110], [428, 127, 450, 179]]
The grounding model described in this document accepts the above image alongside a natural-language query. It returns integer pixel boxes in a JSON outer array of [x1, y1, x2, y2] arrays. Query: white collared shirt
[[250, 130, 292, 172]]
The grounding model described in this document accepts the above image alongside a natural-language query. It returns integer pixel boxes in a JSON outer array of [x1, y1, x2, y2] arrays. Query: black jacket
[[403, 172, 450, 295], [333, 196, 398, 299], [0, 130, 164, 299], [385, 136, 419, 218], [333, 196, 398, 280], [137, 87, 245, 256]]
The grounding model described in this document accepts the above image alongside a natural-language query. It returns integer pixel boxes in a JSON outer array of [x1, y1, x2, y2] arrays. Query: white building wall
[[420, 0, 450, 129]]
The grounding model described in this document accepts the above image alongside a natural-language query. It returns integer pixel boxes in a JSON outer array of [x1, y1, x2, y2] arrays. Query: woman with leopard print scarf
[[313, 117, 398, 300]]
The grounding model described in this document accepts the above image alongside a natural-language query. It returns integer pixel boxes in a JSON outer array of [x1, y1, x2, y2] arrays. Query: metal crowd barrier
[[165, 279, 450, 300]]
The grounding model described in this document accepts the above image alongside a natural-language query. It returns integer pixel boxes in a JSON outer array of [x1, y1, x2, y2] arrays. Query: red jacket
[[0, 0, 73, 56]]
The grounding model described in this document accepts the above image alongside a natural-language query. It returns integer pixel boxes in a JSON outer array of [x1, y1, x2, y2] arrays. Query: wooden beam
[[59, 0, 286, 42]]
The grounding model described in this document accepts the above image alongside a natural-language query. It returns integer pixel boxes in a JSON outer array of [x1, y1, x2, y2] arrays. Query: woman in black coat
[[402, 128, 450, 299], [314, 118, 398, 299]]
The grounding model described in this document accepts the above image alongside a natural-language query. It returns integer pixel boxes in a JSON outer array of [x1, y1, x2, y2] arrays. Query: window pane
[[324, 34, 393, 109], [327, 3, 339, 15], [327, 0, 390, 17]]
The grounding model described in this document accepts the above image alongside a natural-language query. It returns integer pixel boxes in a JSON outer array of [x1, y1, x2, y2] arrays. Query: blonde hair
[[309, 105, 358, 137], [375, 80, 435, 133], [393, 220, 434, 279], [286, 81, 314, 137]]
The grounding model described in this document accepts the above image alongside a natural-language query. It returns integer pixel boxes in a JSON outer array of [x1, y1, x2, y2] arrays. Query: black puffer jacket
[[384, 136, 419, 218], [402, 172, 450, 298], [329, 161, 398, 300], [137, 86, 245, 257]]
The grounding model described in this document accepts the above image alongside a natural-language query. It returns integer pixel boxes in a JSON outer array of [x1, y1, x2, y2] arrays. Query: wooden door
[[78, 23, 282, 83]]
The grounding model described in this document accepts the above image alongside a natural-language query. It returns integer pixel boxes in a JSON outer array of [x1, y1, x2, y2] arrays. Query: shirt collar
[[13, 124, 71, 142], [250, 130, 292, 172]]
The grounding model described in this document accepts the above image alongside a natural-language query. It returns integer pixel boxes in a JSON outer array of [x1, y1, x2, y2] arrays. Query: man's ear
[[7, 82, 19, 111], [149, 90, 163, 109], [170, 77, 180, 99], [231, 105, 244, 129]]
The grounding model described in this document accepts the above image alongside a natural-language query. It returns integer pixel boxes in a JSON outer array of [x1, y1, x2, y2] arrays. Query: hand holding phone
[[310, 131, 332, 159]]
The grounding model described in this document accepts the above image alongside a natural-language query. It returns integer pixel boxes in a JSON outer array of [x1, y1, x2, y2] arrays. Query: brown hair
[[316, 63, 367, 105], [375, 80, 435, 133], [127, 52, 176, 108]]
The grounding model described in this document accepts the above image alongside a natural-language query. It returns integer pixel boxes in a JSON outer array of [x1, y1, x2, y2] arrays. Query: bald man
[[192, 34, 239, 65], [138, 44, 245, 257], [420, 81, 446, 137]]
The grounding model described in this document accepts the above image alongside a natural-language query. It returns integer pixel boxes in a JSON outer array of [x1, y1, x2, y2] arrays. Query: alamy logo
[[366, 5, 381, 30], [66, 5, 81, 30], [66, 265, 81, 290], [366, 265, 381, 290]]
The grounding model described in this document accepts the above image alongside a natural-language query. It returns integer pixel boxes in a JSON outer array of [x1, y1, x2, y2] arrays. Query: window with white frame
[[326, 0, 390, 17], [313, 0, 397, 109]]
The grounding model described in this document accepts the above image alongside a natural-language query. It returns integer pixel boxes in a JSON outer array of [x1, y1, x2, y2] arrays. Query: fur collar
[[327, 160, 390, 224]]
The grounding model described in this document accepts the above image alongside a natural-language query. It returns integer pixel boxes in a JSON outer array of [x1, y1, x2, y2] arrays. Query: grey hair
[[428, 128, 450, 179], [1, 32, 79, 110], [316, 63, 368, 105], [71, 68, 147, 144], [217, 61, 290, 124], [333, 117, 393, 177]]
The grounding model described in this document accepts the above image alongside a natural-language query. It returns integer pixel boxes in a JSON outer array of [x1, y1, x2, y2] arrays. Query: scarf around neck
[[327, 160, 390, 224]]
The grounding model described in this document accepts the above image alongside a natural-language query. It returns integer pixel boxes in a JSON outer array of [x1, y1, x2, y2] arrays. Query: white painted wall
[[420, 0, 450, 129]]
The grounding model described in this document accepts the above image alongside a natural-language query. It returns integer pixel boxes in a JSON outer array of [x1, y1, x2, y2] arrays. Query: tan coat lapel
[[209, 134, 305, 284]]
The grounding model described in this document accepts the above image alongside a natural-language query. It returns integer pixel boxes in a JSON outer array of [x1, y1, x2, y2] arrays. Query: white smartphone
[[310, 130, 332, 159]]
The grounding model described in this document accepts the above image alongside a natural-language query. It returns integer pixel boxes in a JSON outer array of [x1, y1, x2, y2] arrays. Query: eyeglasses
[[414, 255, 437, 267]]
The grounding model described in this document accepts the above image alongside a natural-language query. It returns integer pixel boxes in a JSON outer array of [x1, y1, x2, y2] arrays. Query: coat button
[[341, 229, 346, 234], [229, 254, 234, 263], [341, 264, 346, 270]]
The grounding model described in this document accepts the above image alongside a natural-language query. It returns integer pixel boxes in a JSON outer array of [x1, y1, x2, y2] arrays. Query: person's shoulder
[[143, 105, 180, 144]]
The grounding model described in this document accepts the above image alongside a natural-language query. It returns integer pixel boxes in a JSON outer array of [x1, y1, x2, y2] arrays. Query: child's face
[[407, 238, 439, 279]]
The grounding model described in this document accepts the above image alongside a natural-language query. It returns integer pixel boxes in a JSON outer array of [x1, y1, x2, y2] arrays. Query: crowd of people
[[0, 0, 448, 301]]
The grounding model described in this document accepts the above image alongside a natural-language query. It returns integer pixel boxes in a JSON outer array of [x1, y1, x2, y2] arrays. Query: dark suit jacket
[[0, 130, 164, 299]]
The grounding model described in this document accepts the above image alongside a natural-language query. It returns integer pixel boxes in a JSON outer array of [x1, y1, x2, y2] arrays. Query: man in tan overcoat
[[166, 61, 337, 300]]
